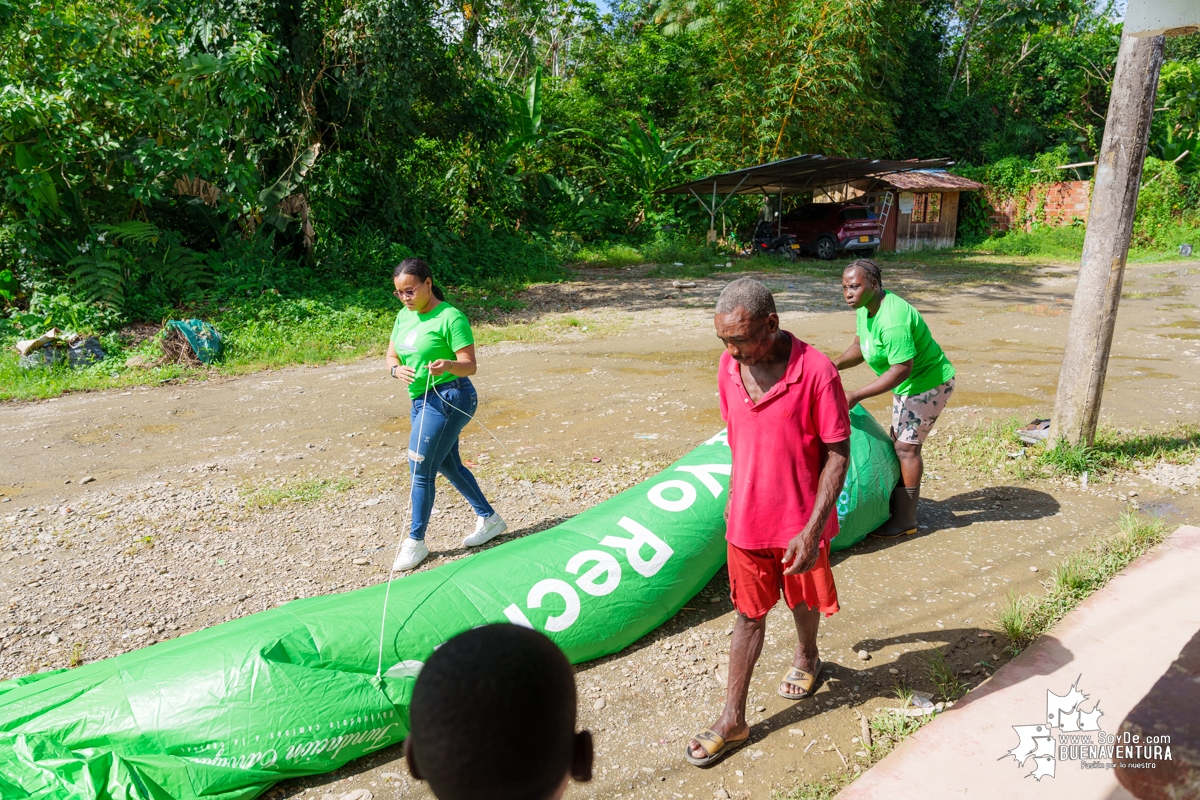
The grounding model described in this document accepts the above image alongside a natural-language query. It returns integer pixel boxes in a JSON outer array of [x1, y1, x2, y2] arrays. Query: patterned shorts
[[892, 377, 955, 445]]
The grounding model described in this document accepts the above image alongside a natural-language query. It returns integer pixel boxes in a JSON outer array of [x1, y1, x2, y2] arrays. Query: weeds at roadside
[[927, 418, 1200, 480], [124, 534, 156, 556], [923, 648, 966, 703], [867, 707, 934, 755], [243, 478, 355, 509], [776, 773, 856, 800], [995, 511, 1168, 650], [776, 683, 935, 799], [68, 642, 84, 669], [998, 591, 1033, 647]]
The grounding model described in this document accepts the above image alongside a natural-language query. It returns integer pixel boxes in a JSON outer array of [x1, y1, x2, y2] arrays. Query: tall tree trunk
[[1050, 34, 1165, 447], [946, 0, 984, 101]]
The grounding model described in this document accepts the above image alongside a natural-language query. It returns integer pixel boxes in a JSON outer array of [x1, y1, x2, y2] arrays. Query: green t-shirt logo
[[390, 303, 474, 399]]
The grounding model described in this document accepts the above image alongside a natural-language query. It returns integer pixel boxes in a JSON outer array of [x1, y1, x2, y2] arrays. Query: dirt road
[[1, 257, 1198, 799]]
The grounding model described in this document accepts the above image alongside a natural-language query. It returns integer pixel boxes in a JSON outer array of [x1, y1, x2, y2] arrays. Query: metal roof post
[[777, 187, 783, 237], [708, 180, 718, 244]]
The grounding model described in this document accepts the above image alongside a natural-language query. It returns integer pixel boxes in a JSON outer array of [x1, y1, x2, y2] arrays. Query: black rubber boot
[[869, 483, 920, 539]]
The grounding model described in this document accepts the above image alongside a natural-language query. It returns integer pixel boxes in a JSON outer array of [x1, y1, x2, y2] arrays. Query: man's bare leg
[[688, 612, 764, 759], [780, 603, 821, 696]]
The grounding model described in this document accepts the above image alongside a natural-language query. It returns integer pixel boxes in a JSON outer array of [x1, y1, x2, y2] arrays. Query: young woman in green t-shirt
[[385, 258, 506, 572], [833, 259, 955, 539]]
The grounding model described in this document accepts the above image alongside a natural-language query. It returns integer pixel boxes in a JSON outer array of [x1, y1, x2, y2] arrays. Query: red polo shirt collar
[[725, 332, 805, 408]]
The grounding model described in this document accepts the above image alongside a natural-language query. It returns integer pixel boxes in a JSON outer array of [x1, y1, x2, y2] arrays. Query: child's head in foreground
[[405, 624, 593, 800]]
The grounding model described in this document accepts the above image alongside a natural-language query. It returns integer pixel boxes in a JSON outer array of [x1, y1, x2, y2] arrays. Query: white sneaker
[[463, 513, 507, 547], [392, 538, 429, 571]]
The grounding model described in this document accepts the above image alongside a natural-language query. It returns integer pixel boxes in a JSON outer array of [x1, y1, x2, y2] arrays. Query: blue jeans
[[407, 377, 494, 541]]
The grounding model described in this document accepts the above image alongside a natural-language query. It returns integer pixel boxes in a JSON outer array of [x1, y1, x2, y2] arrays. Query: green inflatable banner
[[0, 408, 896, 800]]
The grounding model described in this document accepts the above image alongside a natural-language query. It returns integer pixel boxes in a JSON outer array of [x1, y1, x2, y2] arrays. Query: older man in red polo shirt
[[686, 277, 851, 767]]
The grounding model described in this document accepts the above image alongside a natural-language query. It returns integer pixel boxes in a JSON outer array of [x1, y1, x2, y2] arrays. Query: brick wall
[[988, 180, 1091, 232]]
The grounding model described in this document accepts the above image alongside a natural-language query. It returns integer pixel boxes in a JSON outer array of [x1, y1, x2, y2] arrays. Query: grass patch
[[998, 591, 1034, 644], [243, 477, 355, 509], [970, 225, 1087, 259], [923, 648, 966, 703], [995, 511, 1168, 650], [568, 239, 727, 268], [0, 279, 569, 402], [927, 419, 1200, 479], [775, 705, 936, 799]]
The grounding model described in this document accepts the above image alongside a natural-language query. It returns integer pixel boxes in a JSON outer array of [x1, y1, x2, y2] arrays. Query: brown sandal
[[684, 728, 750, 767], [778, 659, 822, 700]]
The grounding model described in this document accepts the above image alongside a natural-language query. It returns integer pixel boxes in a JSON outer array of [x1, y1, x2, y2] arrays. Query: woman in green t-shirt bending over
[[385, 258, 506, 572], [834, 259, 955, 539]]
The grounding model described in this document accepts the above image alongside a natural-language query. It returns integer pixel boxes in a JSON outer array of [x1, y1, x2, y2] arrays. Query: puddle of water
[[139, 424, 178, 435], [70, 425, 122, 444], [616, 365, 675, 375], [1123, 285, 1186, 299], [1160, 303, 1197, 310], [1110, 368, 1179, 381], [861, 395, 891, 416], [379, 417, 410, 433], [952, 390, 1041, 408], [693, 406, 725, 429], [590, 350, 722, 366], [976, 358, 1060, 367], [1139, 500, 1182, 519], [1109, 353, 1173, 362], [997, 303, 1069, 317], [987, 340, 1061, 356], [473, 403, 543, 431], [1158, 332, 1200, 340]]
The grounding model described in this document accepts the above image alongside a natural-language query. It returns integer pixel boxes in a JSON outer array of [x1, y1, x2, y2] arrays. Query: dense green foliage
[[0, 0, 1198, 359]]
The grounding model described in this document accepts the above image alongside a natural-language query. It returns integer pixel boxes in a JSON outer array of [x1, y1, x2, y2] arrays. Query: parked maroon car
[[779, 202, 881, 260]]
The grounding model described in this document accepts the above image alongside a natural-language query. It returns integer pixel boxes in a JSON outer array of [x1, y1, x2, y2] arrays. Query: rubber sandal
[[684, 728, 750, 767], [778, 659, 822, 700]]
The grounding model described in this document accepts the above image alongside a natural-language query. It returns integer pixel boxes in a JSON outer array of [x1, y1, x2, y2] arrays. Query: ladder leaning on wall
[[859, 190, 894, 244]]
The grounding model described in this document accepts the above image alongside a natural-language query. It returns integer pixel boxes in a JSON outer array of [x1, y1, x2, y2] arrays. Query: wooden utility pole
[[1049, 33, 1165, 448]]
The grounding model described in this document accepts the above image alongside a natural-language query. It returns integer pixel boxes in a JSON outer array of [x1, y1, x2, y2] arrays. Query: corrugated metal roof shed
[[881, 171, 984, 191], [657, 154, 955, 196]]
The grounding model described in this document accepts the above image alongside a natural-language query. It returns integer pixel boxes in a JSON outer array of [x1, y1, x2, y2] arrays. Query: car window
[[783, 207, 808, 223], [839, 208, 870, 221]]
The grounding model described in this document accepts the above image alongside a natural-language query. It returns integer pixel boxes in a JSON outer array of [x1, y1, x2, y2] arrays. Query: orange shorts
[[727, 542, 839, 620]]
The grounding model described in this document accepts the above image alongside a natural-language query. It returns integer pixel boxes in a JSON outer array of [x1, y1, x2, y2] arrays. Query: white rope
[[430, 380, 549, 514], [373, 370, 553, 682], [375, 370, 434, 681]]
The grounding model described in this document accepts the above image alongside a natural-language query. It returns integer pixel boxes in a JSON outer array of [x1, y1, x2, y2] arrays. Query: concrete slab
[[838, 525, 1200, 800]]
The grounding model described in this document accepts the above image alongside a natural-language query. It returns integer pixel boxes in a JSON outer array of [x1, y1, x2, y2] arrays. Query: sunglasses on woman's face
[[393, 287, 421, 299]]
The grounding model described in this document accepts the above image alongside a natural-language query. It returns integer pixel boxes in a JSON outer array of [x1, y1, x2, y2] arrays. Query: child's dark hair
[[394, 257, 446, 301], [409, 625, 580, 800]]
